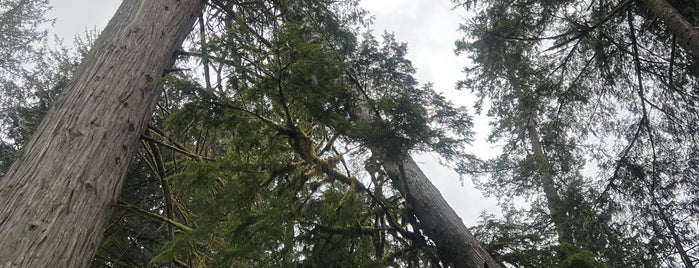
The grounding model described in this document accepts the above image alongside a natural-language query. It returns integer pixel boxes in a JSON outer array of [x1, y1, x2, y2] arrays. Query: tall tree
[[455, 0, 699, 266], [89, 1, 499, 266], [350, 33, 499, 267], [0, 0, 205, 266]]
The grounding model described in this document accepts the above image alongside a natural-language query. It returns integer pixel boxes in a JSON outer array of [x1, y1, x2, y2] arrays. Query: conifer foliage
[[454, 0, 699, 266], [1, 0, 493, 267], [91, 1, 485, 266]]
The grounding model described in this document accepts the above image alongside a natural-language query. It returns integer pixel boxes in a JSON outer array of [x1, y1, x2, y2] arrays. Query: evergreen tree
[[0, 0, 53, 174], [454, 0, 699, 266], [92, 1, 496, 266], [1, 0, 500, 266]]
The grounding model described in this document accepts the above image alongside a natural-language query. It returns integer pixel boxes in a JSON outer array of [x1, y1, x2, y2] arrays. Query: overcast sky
[[47, 0, 501, 226], [362, 0, 502, 224]]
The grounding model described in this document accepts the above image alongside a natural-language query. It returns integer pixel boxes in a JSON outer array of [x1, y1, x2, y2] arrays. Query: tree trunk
[[0, 0, 204, 267], [508, 72, 571, 245], [384, 158, 501, 268], [642, 0, 699, 58], [525, 118, 572, 244], [347, 76, 499, 267]]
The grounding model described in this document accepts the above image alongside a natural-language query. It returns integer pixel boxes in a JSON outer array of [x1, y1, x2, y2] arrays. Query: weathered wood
[[0, 0, 204, 267], [384, 158, 500, 268]]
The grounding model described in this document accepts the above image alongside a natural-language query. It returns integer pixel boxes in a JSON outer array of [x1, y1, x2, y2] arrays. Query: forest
[[0, 0, 698, 267]]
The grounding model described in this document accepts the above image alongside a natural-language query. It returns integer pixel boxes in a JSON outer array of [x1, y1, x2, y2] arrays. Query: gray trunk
[[350, 77, 498, 267], [347, 73, 499, 266], [509, 73, 570, 245], [642, 0, 699, 58], [0, 0, 204, 267], [384, 158, 500, 268], [525, 118, 571, 244]]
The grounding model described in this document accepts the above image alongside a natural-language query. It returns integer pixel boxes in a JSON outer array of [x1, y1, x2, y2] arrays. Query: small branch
[[140, 134, 214, 161], [115, 201, 193, 232], [669, 34, 676, 89], [144, 133, 176, 241]]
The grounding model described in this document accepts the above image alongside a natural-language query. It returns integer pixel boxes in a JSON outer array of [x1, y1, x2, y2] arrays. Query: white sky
[[361, 0, 501, 225], [47, 0, 501, 226]]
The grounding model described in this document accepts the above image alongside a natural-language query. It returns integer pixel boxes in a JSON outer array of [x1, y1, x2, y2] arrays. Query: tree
[[0, 0, 205, 266], [90, 1, 499, 266], [454, 0, 699, 266], [0, 0, 53, 173], [350, 32, 498, 267], [0, 0, 51, 76], [1, 1, 500, 266]]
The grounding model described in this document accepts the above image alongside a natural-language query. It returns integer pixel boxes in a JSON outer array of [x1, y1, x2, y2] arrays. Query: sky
[[361, 0, 502, 225], [47, 0, 501, 226]]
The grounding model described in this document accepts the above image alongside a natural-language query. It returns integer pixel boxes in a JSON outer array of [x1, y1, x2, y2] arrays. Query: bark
[[384, 158, 500, 268], [0, 0, 204, 267], [347, 76, 499, 267], [642, 0, 699, 58]]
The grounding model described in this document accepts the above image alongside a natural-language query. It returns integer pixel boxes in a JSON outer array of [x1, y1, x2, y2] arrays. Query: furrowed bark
[[383, 158, 500, 268], [0, 0, 204, 267]]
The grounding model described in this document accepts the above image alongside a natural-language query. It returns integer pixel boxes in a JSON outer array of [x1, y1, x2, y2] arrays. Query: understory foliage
[[455, 0, 699, 266], [0, 1, 473, 267], [4, 0, 698, 267]]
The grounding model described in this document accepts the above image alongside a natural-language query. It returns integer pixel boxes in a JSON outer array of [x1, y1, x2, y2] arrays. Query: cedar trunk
[[349, 78, 498, 266], [350, 80, 498, 266], [0, 0, 204, 267]]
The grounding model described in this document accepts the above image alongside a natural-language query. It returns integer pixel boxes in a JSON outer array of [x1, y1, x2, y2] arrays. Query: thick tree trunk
[[0, 0, 204, 267], [384, 158, 500, 268], [642, 0, 699, 58]]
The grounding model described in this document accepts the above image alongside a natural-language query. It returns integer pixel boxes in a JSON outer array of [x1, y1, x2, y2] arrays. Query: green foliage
[[343, 32, 473, 160], [89, 1, 474, 266], [472, 210, 558, 267], [557, 243, 607, 268], [0, 0, 52, 76], [455, 0, 699, 266], [473, 209, 615, 267]]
